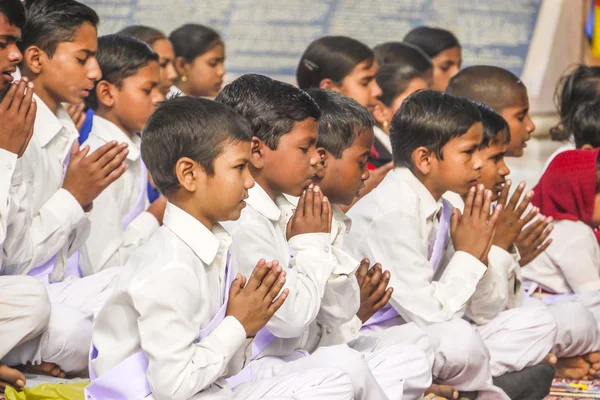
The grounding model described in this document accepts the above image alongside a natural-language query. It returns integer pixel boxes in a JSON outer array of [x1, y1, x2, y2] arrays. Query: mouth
[[1, 68, 16, 81]]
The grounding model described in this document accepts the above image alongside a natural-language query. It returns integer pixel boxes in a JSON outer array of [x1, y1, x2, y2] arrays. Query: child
[[345, 90, 556, 386], [89, 96, 354, 400], [168, 23, 225, 98], [370, 64, 428, 168], [403, 26, 462, 91], [568, 98, 600, 150], [373, 41, 434, 85], [297, 36, 390, 197], [81, 34, 165, 275], [217, 74, 406, 399]]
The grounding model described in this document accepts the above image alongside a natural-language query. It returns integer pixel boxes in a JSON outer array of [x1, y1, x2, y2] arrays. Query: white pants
[[0, 276, 50, 359], [245, 345, 390, 399], [476, 304, 557, 377], [3, 268, 120, 375]]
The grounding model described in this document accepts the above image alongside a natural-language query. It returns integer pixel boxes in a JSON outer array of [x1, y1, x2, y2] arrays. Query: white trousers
[[3, 268, 120, 375], [0, 276, 50, 359], [476, 304, 557, 377]]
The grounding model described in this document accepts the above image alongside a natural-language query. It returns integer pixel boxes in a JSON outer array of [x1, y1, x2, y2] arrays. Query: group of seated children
[[1, 0, 600, 399]]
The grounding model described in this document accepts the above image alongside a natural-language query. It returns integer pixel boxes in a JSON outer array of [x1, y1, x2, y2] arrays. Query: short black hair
[[141, 97, 252, 196], [117, 25, 166, 47], [169, 24, 221, 63], [571, 99, 600, 149], [0, 0, 26, 31], [377, 64, 425, 107], [373, 41, 433, 74], [20, 0, 99, 58], [475, 102, 511, 149], [296, 36, 374, 89], [390, 90, 482, 168], [87, 34, 159, 111], [550, 65, 600, 142], [446, 65, 526, 112], [305, 88, 375, 158], [403, 26, 460, 58], [215, 74, 321, 150]]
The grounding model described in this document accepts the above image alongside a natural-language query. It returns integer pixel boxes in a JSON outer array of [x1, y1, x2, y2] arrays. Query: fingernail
[[313, 185, 319, 192], [322, 196, 328, 202], [32, 98, 36, 103], [280, 277, 285, 283], [308, 182, 314, 189], [16, 379, 25, 387], [276, 266, 281, 272], [506, 179, 511, 185]]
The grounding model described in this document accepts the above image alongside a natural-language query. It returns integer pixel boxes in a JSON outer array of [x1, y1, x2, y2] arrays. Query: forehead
[[0, 14, 21, 38], [152, 38, 174, 58], [123, 61, 160, 84], [285, 118, 318, 141], [345, 127, 374, 154], [197, 43, 225, 60], [456, 122, 483, 143], [348, 59, 379, 79], [217, 139, 251, 162], [433, 46, 461, 63], [481, 140, 507, 158], [500, 87, 529, 114], [55, 22, 97, 52]]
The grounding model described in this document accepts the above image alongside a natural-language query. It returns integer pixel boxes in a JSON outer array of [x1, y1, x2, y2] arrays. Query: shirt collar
[[163, 202, 230, 265], [168, 85, 183, 98], [91, 115, 141, 161], [373, 125, 392, 153], [332, 204, 352, 233], [33, 95, 79, 147], [245, 183, 281, 221], [391, 167, 442, 220]]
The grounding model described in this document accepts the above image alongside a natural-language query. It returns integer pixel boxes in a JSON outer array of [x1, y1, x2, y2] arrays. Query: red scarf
[[531, 148, 600, 243]]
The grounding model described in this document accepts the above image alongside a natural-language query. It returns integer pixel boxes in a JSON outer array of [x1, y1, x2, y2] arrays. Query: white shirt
[[92, 203, 250, 400], [223, 183, 337, 356], [345, 168, 487, 327], [5, 95, 89, 281], [81, 116, 158, 275], [373, 125, 392, 154], [168, 85, 183, 98], [522, 220, 600, 294]]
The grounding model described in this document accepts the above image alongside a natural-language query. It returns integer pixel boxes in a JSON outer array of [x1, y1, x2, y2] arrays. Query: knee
[[438, 319, 490, 370], [44, 305, 91, 375], [28, 279, 51, 337], [516, 306, 558, 341], [314, 345, 370, 377]]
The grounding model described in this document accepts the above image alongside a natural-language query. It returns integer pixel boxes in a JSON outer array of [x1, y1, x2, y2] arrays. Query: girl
[[373, 41, 434, 85], [168, 23, 225, 98], [370, 64, 428, 168], [403, 26, 461, 91]]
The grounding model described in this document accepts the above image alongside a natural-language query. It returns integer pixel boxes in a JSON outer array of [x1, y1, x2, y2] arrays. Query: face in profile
[[430, 46, 462, 92], [500, 88, 535, 158], [0, 14, 22, 93], [332, 59, 382, 113]]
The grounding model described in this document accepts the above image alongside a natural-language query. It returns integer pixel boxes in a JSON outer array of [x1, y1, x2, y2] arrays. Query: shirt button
[[326, 328, 332, 334], [324, 246, 330, 252]]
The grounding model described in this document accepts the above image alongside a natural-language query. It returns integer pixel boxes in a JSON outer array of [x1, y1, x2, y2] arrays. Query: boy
[[217, 74, 404, 399], [89, 96, 354, 400], [82, 34, 166, 275], [345, 90, 556, 385]]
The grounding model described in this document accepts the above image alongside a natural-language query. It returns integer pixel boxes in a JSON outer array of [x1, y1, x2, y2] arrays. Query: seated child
[[345, 90, 555, 386], [370, 64, 428, 168], [373, 41, 434, 85], [168, 23, 225, 98], [217, 74, 402, 399], [570, 98, 600, 150], [82, 34, 166, 275], [403, 26, 462, 91], [89, 96, 354, 400]]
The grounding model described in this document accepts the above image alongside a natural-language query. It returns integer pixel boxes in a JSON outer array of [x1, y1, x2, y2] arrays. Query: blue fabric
[[78, 108, 95, 144], [147, 182, 160, 203]]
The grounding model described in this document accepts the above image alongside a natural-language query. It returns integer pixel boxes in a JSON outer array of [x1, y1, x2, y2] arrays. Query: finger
[[264, 270, 286, 303], [304, 183, 314, 217], [514, 190, 534, 218], [0, 364, 26, 389], [7, 79, 27, 115], [258, 263, 284, 296], [296, 189, 306, 219], [480, 189, 493, 221], [506, 181, 525, 211], [369, 270, 390, 302], [531, 224, 554, 248], [518, 218, 544, 243], [268, 288, 289, 314], [100, 148, 129, 176], [0, 80, 19, 112], [229, 274, 244, 297], [19, 98, 37, 156], [368, 266, 382, 292], [323, 196, 332, 232], [529, 217, 552, 243], [463, 186, 476, 218], [101, 162, 128, 186], [17, 81, 34, 117], [450, 208, 460, 235], [312, 185, 323, 219], [246, 259, 271, 289], [68, 141, 86, 165], [97, 143, 129, 171], [520, 206, 539, 227], [355, 259, 370, 287], [373, 287, 393, 310], [488, 203, 502, 230], [497, 179, 511, 208], [88, 140, 121, 163]]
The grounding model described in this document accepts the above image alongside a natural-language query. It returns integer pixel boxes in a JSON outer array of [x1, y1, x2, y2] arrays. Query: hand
[[226, 259, 289, 337], [147, 195, 167, 225], [62, 141, 129, 210], [0, 78, 37, 157], [451, 184, 502, 263], [286, 183, 332, 240], [492, 180, 539, 250], [355, 259, 393, 323], [65, 102, 86, 131], [0, 363, 26, 393], [515, 216, 554, 266]]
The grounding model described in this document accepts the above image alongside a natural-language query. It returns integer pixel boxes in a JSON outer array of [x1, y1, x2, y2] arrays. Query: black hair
[[304, 88, 375, 158], [550, 65, 600, 142], [169, 24, 221, 63], [117, 25, 166, 47], [475, 102, 511, 149], [141, 96, 252, 196], [403, 26, 460, 58], [86, 34, 159, 111], [215, 74, 321, 150], [373, 41, 433, 74], [571, 99, 600, 149], [0, 0, 26, 31], [446, 65, 526, 112], [20, 0, 99, 58], [296, 36, 374, 89], [390, 90, 482, 168], [377, 64, 425, 107]]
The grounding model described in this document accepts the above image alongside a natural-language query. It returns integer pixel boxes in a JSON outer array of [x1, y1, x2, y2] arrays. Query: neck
[[96, 108, 136, 138], [376, 123, 390, 135], [170, 193, 215, 231], [412, 169, 446, 201], [250, 168, 277, 202], [175, 79, 192, 96], [25, 72, 60, 114]]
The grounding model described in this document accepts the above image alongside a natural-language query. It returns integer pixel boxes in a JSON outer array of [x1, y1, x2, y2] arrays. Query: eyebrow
[[78, 49, 96, 56], [0, 34, 19, 42]]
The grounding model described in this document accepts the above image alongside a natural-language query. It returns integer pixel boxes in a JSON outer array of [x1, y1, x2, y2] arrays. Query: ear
[[316, 147, 328, 165], [95, 80, 116, 108], [319, 78, 335, 91], [581, 144, 595, 151], [23, 46, 44, 75], [173, 56, 188, 77], [249, 136, 266, 169], [175, 157, 202, 192], [411, 146, 434, 176]]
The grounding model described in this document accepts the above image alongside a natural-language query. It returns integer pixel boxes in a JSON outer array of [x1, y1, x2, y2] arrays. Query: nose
[[152, 88, 165, 106], [244, 168, 255, 189], [499, 160, 511, 177], [217, 63, 226, 78], [87, 57, 102, 82], [371, 80, 382, 99], [361, 167, 370, 182], [472, 152, 484, 171], [526, 115, 536, 134], [167, 63, 177, 82], [8, 44, 22, 64]]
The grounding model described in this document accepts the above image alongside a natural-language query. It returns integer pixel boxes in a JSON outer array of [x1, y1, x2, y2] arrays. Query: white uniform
[[223, 184, 404, 399], [81, 116, 159, 275], [92, 202, 354, 400]]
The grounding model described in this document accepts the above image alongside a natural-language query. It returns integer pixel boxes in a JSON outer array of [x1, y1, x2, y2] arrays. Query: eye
[[0, 42, 7, 49], [236, 163, 246, 171], [300, 147, 309, 153], [517, 116, 525, 122], [77, 57, 87, 65]]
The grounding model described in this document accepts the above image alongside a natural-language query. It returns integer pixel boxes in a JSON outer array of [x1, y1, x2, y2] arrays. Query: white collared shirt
[[168, 85, 183, 98], [345, 168, 487, 327], [92, 202, 250, 400], [81, 116, 159, 275], [4, 95, 89, 281], [522, 220, 600, 294], [373, 125, 392, 154], [223, 183, 337, 356]]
